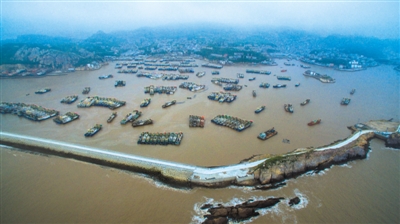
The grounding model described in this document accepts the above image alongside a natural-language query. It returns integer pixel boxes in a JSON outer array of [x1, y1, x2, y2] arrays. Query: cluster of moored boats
[[179, 82, 206, 92], [208, 91, 237, 103], [53, 112, 79, 124], [60, 95, 78, 104], [246, 69, 271, 75], [211, 115, 253, 132], [117, 69, 138, 74], [137, 73, 189, 80], [273, 84, 286, 88], [137, 132, 183, 145], [144, 85, 177, 95], [77, 96, 126, 110], [0, 102, 59, 121], [277, 76, 291, 81], [189, 115, 205, 127], [303, 70, 336, 83], [211, 77, 239, 84]]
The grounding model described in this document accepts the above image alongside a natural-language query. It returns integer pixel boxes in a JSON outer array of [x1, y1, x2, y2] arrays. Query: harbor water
[[1, 59, 399, 223]]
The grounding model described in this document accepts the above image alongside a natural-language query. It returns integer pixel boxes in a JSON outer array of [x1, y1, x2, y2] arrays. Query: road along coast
[[1, 120, 398, 188]]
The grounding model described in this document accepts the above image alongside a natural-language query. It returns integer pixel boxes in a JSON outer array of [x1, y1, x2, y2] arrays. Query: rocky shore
[[202, 197, 283, 224]]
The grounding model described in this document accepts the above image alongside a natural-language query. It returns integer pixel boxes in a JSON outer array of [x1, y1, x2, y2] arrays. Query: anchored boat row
[[211, 115, 253, 132], [0, 102, 59, 121], [208, 91, 237, 103], [53, 112, 79, 124], [189, 115, 205, 127], [137, 132, 184, 145], [179, 82, 206, 92], [77, 96, 126, 110], [144, 85, 177, 95]]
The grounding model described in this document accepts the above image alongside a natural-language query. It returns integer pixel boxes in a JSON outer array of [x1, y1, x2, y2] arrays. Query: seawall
[[1, 122, 398, 189], [0, 132, 195, 187]]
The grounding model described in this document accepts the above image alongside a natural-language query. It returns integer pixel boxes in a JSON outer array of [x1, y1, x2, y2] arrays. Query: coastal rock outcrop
[[202, 197, 283, 223], [252, 132, 375, 185], [289, 197, 300, 206], [386, 133, 400, 149]]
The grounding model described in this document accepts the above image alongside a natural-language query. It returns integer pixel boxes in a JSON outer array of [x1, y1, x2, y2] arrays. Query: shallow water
[[1, 59, 399, 223]]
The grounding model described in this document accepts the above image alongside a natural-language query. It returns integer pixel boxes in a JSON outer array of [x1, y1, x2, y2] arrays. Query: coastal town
[[1, 28, 398, 78]]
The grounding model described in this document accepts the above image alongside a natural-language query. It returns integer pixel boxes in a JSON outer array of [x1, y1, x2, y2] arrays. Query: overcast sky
[[2, 1, 399, 39]]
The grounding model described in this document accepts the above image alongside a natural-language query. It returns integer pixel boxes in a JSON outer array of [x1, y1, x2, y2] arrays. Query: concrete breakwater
[[1, 121, 398, 189]]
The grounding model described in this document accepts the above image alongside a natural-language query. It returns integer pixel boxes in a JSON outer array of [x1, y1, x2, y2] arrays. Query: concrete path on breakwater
[[0, 130, 383, 186]]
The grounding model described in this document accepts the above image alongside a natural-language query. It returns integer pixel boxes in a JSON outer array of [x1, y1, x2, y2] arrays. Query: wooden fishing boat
[[255, 106, 265, 114], [257, 127, 278, 140], [300, 99, 310, 106], [107, 112, 117, 123], [308, 119, 321, 126]]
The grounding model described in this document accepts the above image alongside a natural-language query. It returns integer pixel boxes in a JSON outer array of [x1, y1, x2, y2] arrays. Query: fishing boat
[[99, 74, 113, 79], [300, 99, 310, 106], [35, 88, 51, 94], [255, 106, 265, 114], [295, 83, 300, 87], [196, 71, 206, 77], [120, 110, 141, 124], [140, 98, 151, 107], [259, 82, 270, 88], [114, 80, 126, 87], [273, 84, 286, 88], [277, 76, 291, 81], [308, 119, 321, 126], [84, 124, 102, 137], [341, 98, 351, 105], [162, 100, 177, 108], [257, 127, 278, 140], [53, 112, 79, 124], [350, 89, 356, 95], [60, 95, 78, 104], [82, 87, 90, 94], [132, 119, 153, 127], [252, 90, 256, 97], [284, 104, 294, 113], [107, 112, 117, 123]]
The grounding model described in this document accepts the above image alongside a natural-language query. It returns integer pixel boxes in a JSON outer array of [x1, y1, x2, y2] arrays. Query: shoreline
[[1, 120, 398, 189]]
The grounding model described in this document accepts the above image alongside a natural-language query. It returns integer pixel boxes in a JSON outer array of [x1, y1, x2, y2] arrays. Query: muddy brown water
[[1, 59, 399, 223]]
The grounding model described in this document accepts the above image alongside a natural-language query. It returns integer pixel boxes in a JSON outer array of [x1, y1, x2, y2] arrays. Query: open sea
[[1, 59, 399, 223]]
